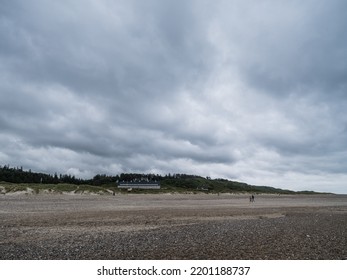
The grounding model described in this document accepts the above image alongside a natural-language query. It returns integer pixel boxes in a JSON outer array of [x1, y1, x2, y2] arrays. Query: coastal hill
[[0, 165, 321, 194]]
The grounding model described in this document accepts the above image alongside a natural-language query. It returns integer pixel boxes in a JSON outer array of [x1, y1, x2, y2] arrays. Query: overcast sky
[[1, 0, 347, 193]]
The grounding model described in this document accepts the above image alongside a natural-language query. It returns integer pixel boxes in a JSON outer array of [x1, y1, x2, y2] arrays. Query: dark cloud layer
[[1, 0, 347, 193]]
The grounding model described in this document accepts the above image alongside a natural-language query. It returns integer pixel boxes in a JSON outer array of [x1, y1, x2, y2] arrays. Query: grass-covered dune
[[160, 177, 298, 194], [0, 182, 114, 195]]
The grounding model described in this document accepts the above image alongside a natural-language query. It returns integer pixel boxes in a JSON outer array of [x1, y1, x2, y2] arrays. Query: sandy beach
[[0, 193, 346, 259]]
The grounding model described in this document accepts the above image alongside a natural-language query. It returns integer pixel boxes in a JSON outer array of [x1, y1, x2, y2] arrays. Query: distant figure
[[251, 194, 255, 202]]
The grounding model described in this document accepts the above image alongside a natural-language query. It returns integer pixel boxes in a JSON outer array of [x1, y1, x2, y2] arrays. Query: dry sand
[[0, 193, 346, 259]]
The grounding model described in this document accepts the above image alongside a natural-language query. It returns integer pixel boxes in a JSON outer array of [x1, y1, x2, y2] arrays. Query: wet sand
[[0, 193, 346, 259]]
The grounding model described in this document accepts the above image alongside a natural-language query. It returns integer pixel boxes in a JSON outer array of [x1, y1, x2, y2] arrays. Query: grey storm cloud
[[1, 0, 347, 193]]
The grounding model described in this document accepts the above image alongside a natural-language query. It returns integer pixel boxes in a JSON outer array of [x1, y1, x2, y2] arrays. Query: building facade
[[118, 181, 160, 189]]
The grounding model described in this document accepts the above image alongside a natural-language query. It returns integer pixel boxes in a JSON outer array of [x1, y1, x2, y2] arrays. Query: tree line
[[0, 165, 201, 186]]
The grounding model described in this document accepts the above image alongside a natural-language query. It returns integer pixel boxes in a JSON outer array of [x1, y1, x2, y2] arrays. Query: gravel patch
[[1, 194, 346, 259]]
